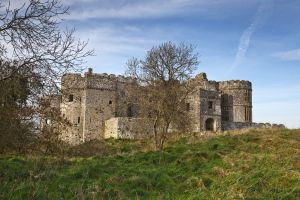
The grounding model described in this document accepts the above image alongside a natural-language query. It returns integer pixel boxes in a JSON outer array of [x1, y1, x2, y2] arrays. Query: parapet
[[82, 68, 135, 90], [219, 80, 252, 90]]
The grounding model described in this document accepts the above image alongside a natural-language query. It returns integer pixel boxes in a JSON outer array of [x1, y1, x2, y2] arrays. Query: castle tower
[[60, 73, 85, 144], [219, 80, 252, 124], [59, 68, 135, 144], [188, 73, 222, 132]]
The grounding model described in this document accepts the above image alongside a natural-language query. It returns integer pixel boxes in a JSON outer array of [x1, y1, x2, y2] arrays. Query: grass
[[0, 129, 299, 199]]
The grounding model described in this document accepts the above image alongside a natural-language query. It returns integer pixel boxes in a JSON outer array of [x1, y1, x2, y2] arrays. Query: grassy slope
[[0, 129, 299, 199]]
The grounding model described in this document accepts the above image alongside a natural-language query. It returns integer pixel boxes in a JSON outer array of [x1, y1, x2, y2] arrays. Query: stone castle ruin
[[41, 68, 283, 145]]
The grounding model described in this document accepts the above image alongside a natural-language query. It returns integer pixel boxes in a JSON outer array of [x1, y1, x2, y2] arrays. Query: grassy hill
[[0, 129, 299, 199]]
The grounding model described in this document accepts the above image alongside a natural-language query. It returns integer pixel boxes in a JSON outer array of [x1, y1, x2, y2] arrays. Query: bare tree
[[0, 0, 93, 85], [126, 42, 199, 150], [0, 0, 93, 153]]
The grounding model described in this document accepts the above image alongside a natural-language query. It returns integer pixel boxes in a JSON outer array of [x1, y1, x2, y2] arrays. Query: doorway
[[205, 118, 215, 131]]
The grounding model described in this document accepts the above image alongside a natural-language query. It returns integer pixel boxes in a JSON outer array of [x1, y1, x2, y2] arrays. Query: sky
[[61, 0, 300, 128]]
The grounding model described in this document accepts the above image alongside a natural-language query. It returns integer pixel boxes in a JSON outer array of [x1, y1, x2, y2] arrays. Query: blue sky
[[63, 0, 300, 128]]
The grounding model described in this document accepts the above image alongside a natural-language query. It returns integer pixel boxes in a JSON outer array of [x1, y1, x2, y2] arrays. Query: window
[[127, 106, 133, 117], [245, 90, 250, 102], [78, 117, 80, 124], [186, 103, 190, 111], [245, 107, 251, 122], [208, 101, 213, 109], [222, 106, 230, 121], [68, 94, 74, 102], [109, 100, 112, 105]]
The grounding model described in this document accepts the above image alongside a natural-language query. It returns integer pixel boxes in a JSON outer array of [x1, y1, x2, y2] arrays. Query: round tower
[[219, 80, 252, 123]]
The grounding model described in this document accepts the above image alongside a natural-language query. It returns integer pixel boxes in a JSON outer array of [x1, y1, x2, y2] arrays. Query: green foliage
[[0, 129, 299, 199]]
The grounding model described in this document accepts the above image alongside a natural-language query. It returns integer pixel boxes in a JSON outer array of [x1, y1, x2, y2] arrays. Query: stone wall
[[59, 68, 136, 143], [104, 117, 154, 139], [199, 89, 222, 131], [219, 80, 252, 123], [222, 121, 285, 130]]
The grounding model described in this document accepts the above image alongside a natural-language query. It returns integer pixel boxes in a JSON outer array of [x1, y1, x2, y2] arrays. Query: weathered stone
[[42, 68, 283, 145]]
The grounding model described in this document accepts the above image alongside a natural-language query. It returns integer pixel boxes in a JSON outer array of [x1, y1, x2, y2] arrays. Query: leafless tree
[[0, 0, 93, 153], [126, 42, 199, 150], [0, 0, 93, 86]]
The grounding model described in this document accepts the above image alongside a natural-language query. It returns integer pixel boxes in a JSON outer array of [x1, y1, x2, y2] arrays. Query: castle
[[42, 68, 255, 145]]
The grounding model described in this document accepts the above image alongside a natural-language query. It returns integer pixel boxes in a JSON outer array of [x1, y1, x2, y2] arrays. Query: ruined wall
[[104, 117, 154, 139], [193, 73, 219, 91], [40, 95, 61, 129], [222, 121, 285, 130], [187, 90, 201, 132], [219, 80, 252, 123], [188, 73, 221, 132]]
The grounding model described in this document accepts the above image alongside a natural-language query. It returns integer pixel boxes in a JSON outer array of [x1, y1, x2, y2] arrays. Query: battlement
[[85, 72, 132, 83], [61, 68, 135, 91], [219, 80, 252, 90]]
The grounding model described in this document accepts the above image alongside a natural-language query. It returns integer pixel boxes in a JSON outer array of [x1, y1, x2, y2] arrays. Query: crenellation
[[219, 80, 252, 90]]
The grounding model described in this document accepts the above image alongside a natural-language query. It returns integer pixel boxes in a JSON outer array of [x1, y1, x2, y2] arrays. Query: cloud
[[273, 49, 300, 61], [73, 25, 176, 74], [229, 0, 273, 72], [65, 0, 199, 20], [64, 0, 258, 20]]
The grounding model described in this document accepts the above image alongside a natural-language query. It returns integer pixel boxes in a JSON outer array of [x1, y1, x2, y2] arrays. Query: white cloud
[[229, 0, 273, 72], [64, 0, 259, 20], [73, 25, 180, 74], [273, 49, 300, 61], [65, 0, 197, 20]]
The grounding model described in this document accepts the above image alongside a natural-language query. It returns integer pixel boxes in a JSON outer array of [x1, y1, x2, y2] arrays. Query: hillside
[[0, 129, 299, 199]]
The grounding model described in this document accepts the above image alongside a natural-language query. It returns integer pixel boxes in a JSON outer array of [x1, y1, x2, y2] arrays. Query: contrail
[[229, 0, 273, 73]]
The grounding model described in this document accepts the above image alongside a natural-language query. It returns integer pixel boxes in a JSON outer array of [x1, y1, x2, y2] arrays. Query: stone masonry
[[41, 68, 284, 145]]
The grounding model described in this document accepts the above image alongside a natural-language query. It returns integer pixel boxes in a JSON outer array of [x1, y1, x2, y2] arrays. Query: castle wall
[[82, 88, 116, 140], [187, 90, 201, 132], [219, 80, 252, 124], [222, 122, 285, 130], [104, 117, 154, 139]]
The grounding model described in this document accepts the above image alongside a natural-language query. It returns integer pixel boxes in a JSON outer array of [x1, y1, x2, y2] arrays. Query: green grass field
[[0, 129, 299, 199]]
